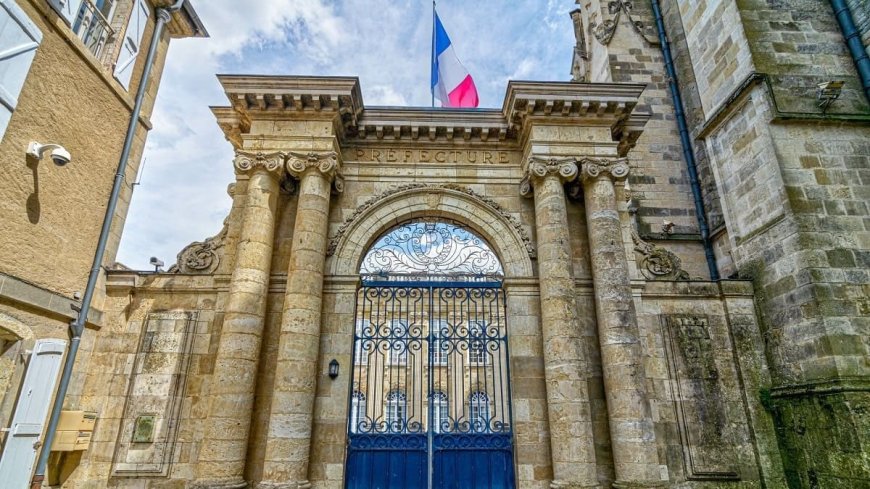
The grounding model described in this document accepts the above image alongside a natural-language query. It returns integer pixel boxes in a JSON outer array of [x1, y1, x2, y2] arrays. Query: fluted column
[[260, 152, 342, 489], [196, 151, 285, 488], [580, 158, 661, 488], [521, 156, 599, 488]]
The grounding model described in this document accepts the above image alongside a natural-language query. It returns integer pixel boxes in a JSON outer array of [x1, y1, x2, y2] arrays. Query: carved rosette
[[520, 156, 579, 196], [579, 157, 630, 183], [233, 150, 285, 176], [286, 151, 343, 193]]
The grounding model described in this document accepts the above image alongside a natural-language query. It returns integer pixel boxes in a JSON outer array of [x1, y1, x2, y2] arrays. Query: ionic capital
[[286, 151, 343, 192], [520, 156, 579, 196], [233, 150, 285, 176], [579, 157, 630, 183]]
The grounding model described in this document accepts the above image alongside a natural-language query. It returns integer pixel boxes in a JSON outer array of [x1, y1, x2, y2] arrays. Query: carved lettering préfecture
[[349, 149, 514, 165]]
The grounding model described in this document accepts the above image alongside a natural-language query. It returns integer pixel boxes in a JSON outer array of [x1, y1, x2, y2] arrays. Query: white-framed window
[[349, 390, 366, 434], [72, 0, 117, 58], [468, 391, 489, 432], [353, 320, 368, 365], [431, 391, 448, 433], [468, 321, 486, 364], [0, 0, 42, 142], [389, 320, 407, 366], [431, 320, 447, 365], [385, 390, 406, 432], [113, 0, 149, 89]]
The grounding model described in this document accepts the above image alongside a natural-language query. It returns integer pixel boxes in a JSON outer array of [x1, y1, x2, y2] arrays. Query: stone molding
[[589, 0, 659, 46], [286, 151, 343, 192], [631, 229, 693, 281], [169, 218, 228, 274], [327, 183, 535, 259], [520, 156, 579, 196], [579, 157, 630, 183], [233, 150, 285, 176]]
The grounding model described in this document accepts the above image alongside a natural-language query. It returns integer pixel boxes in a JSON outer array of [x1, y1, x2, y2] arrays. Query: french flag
[[431, 10, 479, 108]]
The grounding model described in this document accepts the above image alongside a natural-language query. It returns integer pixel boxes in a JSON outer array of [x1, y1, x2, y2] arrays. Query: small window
[[385, 390, 407, 433], [349, 390, 366, 434], [468, 392, 489, 432], [353, 320, 368, 365], [431, 391, 448, 433], [389, 320, 408, 366], [71, 0, 117, 58], [431, 320, 447, 365], [468, 321, 486, 365]]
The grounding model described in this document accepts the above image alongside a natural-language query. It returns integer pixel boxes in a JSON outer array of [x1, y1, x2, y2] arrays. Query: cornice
[[211, 76, 648, 148]]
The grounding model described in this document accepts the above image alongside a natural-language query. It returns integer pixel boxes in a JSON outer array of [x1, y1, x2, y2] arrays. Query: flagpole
[[431, 0, 436, 107]]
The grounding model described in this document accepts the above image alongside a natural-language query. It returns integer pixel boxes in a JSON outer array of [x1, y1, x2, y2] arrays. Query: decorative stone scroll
[[326, 183, 535, 259], [589, 0, 659, 46], [233, 150, 285, 175], [519, 156, 579, 196], [169, 218, 228, 274], [579, 156, 630, 182], [631, 229, 692, 281], [286, 151, 343, 193]]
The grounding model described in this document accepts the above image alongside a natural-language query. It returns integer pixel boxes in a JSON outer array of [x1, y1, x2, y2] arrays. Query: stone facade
[[0, 0, 205, 484], [2, 1, 868, 489]]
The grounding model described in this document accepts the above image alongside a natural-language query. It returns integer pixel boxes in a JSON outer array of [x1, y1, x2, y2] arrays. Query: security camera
[[27, 142, 72, 166], [149, 257, 164, 272]]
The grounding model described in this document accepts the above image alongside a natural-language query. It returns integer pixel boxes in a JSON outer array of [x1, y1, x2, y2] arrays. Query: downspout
[[30, 1, 186, 487], [830, 0, 870, 103], [650, 0, 720, 281]]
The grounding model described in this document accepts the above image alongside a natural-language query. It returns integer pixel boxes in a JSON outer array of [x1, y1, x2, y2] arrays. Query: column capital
[[579, 157, 630, 183], [233, 150, 285, 176], [520, 156, 579, 196], [286, 151, 344, 193]]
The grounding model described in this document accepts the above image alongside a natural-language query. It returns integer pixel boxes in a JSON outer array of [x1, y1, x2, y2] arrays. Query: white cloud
[[117, 0, 577, 270]]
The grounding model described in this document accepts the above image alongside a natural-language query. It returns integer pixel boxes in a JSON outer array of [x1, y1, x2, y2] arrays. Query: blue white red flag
[[431, 10, 479, 108]]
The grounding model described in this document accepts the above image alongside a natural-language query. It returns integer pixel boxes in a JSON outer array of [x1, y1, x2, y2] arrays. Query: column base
[[189, 480, 249, 489], [611, 481, 668, 489], [550, 481, 602, 489], [255, 481, 312, 489]]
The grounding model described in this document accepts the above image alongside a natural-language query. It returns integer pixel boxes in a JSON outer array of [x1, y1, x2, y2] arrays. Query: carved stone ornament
[[570, 9, 589, 82], [631, 228, 692, 280], [579, 157, 630, 183], [589, 1, 659, 46], [519, 156, 579, 196], [286, 151, 343, 193], [326, 183, 536, 259], [233, 150, 285, 175], [169, 218, 228, 274]]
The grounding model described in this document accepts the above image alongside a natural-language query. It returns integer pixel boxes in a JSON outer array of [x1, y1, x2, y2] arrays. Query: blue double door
[[345, 281, 516, 489]]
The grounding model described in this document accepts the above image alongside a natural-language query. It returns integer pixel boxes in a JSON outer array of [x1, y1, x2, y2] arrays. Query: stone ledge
[[0, 273, 102, 328]]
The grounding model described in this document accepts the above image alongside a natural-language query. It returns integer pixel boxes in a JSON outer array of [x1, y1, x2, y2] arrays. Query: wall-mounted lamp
[[816, 81, 845, 113], [328, 359, 340, 379]]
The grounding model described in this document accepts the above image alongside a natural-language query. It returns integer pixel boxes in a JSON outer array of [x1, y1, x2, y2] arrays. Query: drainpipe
[[30, 1, 186, 487], [830, 0, 870, 103], [650, 0, 720, 281]]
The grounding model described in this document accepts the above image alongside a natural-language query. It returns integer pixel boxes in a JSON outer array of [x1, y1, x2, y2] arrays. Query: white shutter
[[113, 0, 150, 90], [0, 0, 41, 142], [47, 0, 83, 26], [0, 339, 67, 488]]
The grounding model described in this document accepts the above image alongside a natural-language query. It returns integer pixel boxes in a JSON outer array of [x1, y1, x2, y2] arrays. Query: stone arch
[[328, 185, 534, 278], [0, 312, 33, 345]]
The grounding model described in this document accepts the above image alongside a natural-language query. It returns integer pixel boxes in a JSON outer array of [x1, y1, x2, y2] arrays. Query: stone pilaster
[[195, 151, 285, 488], [259, 151, 342, 489], [580, 157, 662, 488], [522, 156, 600, 488]]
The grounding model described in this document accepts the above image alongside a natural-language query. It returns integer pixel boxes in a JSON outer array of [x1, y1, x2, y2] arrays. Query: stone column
[[521, 156, 599, 488], [580, 158, 661, 488], [260, 151, 342, 489], [196, 151, 285, 488]]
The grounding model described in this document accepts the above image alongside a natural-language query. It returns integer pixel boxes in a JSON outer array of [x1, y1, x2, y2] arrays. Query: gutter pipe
[[830, 0, 870, 104], [650, 0, 719, 281], [30, 1, 186, 487]]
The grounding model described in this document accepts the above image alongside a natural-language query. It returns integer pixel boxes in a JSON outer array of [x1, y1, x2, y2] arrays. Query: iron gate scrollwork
[[345, 221, 515, 489]]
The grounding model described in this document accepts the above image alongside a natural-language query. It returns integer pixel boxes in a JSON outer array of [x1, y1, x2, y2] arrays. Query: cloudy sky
[[117, 0, 576, 270]]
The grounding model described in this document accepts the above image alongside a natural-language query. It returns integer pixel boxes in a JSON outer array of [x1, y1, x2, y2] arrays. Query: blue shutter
[[0, 0, 42, 142]]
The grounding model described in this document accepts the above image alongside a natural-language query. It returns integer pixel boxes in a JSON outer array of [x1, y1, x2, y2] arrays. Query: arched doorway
[[345, 221, 515, 489]]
